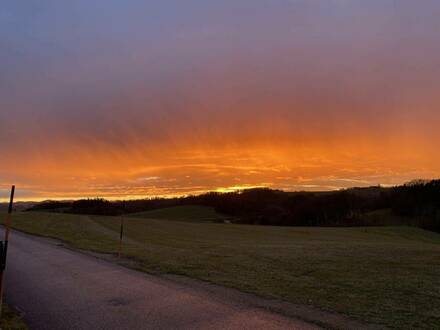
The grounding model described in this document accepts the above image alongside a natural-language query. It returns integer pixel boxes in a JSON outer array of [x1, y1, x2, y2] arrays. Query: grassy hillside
[[0, 202, 36, 213], [3, 212, 440, 329], [127, 205, 232, 223]]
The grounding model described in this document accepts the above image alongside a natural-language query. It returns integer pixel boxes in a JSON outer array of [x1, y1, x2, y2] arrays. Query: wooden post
[[0, 185, 15, 317]]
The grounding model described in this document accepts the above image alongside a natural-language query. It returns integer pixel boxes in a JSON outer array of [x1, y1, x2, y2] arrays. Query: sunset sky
[[1, 1, 440, 201]]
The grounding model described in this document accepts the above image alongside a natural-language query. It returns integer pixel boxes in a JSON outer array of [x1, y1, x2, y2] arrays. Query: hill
[[127, 205, 233, 223], [25, 179, 440, 232]]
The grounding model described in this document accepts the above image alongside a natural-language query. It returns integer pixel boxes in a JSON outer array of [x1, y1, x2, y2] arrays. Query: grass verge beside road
[[3, 211, 440, 329], [0, 304, 27, 330]]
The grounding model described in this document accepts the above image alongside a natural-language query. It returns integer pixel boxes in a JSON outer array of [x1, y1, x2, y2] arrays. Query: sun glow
[[1, 137, 439, 202], [215, 185, 267, 193]]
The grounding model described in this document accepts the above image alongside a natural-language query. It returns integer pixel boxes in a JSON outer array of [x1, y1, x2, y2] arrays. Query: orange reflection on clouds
[[1, 133, 439, 201]]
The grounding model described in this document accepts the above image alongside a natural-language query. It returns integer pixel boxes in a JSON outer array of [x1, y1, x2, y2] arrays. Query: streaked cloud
[[1, 0, 440, 201]]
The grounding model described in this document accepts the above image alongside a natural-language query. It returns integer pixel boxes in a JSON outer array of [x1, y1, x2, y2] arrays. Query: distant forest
[[27, 180, 440, 232]]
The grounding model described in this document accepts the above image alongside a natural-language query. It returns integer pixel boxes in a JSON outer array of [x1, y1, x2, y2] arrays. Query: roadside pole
[[0, 185, 15, 317], [118, 201, 125, 258]]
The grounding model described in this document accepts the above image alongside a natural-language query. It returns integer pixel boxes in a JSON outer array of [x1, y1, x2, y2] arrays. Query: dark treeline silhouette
[[28, 200, 72, 211], [390, 180, 440, 232], [26, 179, 440, 232], [28, 198, 181, 215], [184, 188, 385, 226]]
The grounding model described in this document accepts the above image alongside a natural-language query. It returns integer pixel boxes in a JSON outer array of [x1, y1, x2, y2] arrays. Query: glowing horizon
[[2, 1, 440, 202]]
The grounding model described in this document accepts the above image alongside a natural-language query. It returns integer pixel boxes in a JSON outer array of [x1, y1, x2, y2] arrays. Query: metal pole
[[0, 185, 15, 317]]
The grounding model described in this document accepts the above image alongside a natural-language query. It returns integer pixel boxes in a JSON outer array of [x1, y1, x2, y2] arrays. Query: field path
[[3, 229, 319, 330], [83, 215, 139, 245]]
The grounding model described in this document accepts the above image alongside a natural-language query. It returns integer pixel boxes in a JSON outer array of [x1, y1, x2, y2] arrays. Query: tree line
[[27, 179, 440, 232]]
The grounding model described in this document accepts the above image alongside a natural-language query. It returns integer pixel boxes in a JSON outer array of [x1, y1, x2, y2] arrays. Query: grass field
[[3, 210, 440, 329], [127, 205, 233, 223]]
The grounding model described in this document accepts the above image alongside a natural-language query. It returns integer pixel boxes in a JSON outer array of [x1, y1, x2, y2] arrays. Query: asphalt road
[[3, 230, 319, 330]]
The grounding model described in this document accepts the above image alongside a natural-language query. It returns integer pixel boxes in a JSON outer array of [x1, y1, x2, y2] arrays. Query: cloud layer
[[1, 0, 440, 200]]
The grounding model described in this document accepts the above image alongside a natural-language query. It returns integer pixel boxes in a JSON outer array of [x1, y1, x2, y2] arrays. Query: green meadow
[[126, 205, 233, 223], [3, 207, 440, 329]]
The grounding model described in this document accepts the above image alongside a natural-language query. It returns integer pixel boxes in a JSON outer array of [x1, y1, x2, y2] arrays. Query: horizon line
[[0, 182, 407, 204]]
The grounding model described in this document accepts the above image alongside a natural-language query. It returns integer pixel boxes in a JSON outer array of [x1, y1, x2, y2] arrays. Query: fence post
[[0, 185, 15, 317]]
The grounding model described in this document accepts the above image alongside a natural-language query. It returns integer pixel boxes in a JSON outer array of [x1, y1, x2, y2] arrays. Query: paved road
[[3, 230, 319, 330]]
